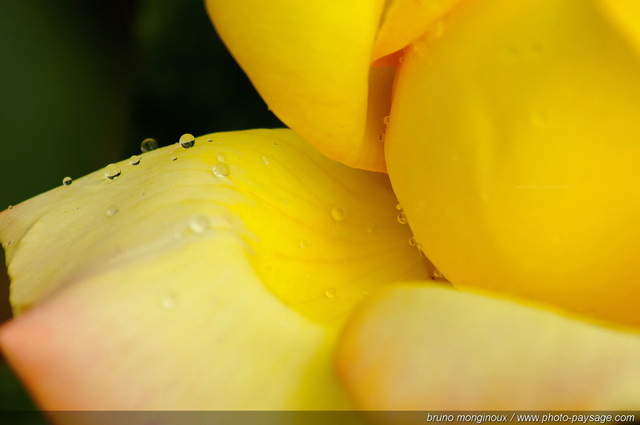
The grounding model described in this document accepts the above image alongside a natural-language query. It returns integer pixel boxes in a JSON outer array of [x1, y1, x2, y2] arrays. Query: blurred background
[[0, 0, 282, 416]]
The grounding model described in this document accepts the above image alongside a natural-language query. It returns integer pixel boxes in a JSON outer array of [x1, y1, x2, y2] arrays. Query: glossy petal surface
[[386, 0, 640, 326], [0, 129, 429, 410], [337, 284, 640, 410], [205, 0, 391, 171]]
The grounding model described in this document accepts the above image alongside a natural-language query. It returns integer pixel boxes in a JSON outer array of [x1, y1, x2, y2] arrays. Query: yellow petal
[[373, 0, 462, 60], [205, 0, 390, 171], [0, 129, 429, 409], [385, 0, 640, 326], [337, 283, 640, 410]]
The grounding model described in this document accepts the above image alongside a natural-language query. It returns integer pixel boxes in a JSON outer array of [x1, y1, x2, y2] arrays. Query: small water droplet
[[365, 222, 375, 233], [161, 293, 177, 309], [378, 132, 386, 143], [397, 211, 408, 224], [409, 236, 418, 246], [7, 205, 13, 210], [432, 268, 445, 280], [216, 152, 226, 162], [416, 244, 428, 259], [104, 164, 121, 180], [179, 133, 195, 149], [298, 239, 308, 249], [262, 156, 270, 165], [331, 206, 347, 222], [325, 287, 337, 299], [129, 155, 141, 165], [171, 155, 177, 161], [529, 110, 547, 127], [62, 177, 73, 186], [207, 138, 213, 143], [141, 138, 158, 152], [106, 205, 118, 217], [213, 162, 230, 177], [188, 215, 209, 234], [383, 115, 390, 125], [396, 203, 403, 211]]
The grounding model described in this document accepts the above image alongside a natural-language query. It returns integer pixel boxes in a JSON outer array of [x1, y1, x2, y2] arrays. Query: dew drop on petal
[[432, 268, 445, 280], [331, 206, 347, 222], [262, 156, 270, 165], [216, 152, 226, 162], [179, 133, 195, 149], [213, 162, 230, 177], [160, 292, 177, 309], [188, 215, 209, 234], [171, 155, 177, 161], [7, 205, 13, 210], [129, 155, 141, 165], [106, 206, 118, 217], [396, 203, 403, 211], [325, 287, 337, 299], [207, 138, 213, 143], [104, 164, 121, 180], [62, 177, 73, 186], [397, 211, 408, 224], [409, 236, 418, 246], [141, 138, 158, 153], [383, 115, 390, 125], [416, 244, 428, 259]]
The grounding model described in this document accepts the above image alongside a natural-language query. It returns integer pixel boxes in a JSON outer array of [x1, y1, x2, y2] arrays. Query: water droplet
[[432, 268, 445, 280], [397, 211, 408, 224], [207, 138, 213, 143], [298, 239, 308, 249], [396, 203, 403, 211], [383, 115, 390, 125], [161, 293, 177, 309], [62, 177, 73, 186], [331, 206, 347, 222], [529, 110, 547, 128], [106, 206, 118, 217], [325, 287, 337, 299], [430, 20, 445, 39], [409, 236, 418, 246], [7, 205, 13, 210], [216, 152, 226, 162], [129, 155, 141, 165], [141, 138, 158, 152], [213, 162, 230, 177], [179, 133, 195, 149], [171, 155, 177, 161], [262, 156, 270, 165], [104, 164, 121, 180], [365, 223, 375, 233], [188, 215, 209, 234], [378, 132, 386, 143], [416, 244, 428, 259]]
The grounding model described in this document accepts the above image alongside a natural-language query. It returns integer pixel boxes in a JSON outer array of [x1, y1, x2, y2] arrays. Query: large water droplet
[[106, 206, 118, 217], [397, 211, 408, 224], [331, 206, 347, 222], [104, 164, 121, 180], [62, 177, 73, 186], [141, 138, 158, 153], [188, 215, 209, 234], [179, 133, 195, 149], [325, 287, 337, 299], [129, 155, 141, 165], [213, 162, 230, 177]]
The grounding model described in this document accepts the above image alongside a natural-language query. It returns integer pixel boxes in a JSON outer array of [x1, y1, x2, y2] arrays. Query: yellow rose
[[1, 0, 640, 419]]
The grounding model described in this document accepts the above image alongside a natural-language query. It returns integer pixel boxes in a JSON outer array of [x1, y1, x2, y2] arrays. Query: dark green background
[[0, 0, 282, 414]]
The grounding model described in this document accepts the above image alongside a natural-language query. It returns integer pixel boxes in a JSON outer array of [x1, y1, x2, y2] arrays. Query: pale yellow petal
[[385, 0, 640, 326], [0, 129, 430, 410], [337, 283, 640, 411]]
